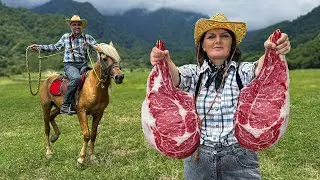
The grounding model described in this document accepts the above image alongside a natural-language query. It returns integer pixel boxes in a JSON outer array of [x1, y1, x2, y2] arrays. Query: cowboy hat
[[194, 13, 246, 45], [66, 15, 87, 28]]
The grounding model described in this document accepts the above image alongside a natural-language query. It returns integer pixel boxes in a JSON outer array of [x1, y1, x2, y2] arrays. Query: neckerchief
[[204, 60, 227, 90], [70, 33, 83, 41]]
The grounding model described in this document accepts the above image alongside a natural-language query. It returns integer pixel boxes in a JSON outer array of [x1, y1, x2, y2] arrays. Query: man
[[31, 15, 98, 114]]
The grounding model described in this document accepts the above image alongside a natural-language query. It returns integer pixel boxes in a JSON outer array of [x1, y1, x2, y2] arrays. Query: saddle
[[49, 67, 91, 96]]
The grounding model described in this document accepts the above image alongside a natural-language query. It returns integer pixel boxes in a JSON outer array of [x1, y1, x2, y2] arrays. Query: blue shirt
[[178, 60, 257, 147], [39, 33, 97, 63]]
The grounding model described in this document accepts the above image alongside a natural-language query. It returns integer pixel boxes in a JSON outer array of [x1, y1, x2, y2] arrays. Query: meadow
[[0, 69, 319, 180]]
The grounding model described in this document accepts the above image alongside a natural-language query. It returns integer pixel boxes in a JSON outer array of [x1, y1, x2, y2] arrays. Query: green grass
[[0, 69, 319, 180]]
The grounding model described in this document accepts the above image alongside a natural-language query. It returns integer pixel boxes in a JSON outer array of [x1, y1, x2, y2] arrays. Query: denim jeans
[[184, 144, 261, 180], [63, 62, 88, 105]]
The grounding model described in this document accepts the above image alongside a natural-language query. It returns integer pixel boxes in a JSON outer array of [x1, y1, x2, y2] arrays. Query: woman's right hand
[[30, 44, 40, 51], [150, 46, 181, 87], [150, 46, 171, 66]]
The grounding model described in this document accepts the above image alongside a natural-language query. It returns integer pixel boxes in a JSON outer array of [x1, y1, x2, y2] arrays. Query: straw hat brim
[[66, 19, 87, 28], [194, 18, 246, 45]]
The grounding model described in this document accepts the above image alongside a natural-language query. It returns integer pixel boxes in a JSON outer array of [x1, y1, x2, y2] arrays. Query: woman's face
[[202, 28, 233, 65]]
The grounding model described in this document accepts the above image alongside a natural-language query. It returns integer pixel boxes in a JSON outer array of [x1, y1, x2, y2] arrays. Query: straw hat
[[194, 13, 246, 45], [66, 15, 87, 28]]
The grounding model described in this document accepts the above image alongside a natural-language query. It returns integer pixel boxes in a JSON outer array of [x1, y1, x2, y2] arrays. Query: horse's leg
[[49, 108, 61, 143], [77, 110, 90, 165], [42, 104, 53, 159], [88, 113, 103, 163]]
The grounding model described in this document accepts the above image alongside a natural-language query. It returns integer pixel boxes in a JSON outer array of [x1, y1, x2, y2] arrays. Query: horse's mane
[[96, 42, 120, 63]]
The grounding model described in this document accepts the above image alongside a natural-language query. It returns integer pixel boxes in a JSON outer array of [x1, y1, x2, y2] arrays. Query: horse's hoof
[[76, 161, 86, 170], [50, 135, 59, 143], [45, 150, 53, 159], [46, 153, 53, 159], [46, 154, 52, 159], [90, 155, 99, 164]]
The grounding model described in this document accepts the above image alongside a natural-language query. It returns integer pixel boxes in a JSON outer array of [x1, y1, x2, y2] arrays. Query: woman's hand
[[264, 33, 291, 55], [256, 32, 291, 76], [150, 46, 172, 66], [150, 46, 181, 87]]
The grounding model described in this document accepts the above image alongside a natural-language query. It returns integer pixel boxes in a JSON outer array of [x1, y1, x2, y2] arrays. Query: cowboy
[[31, 15, 98, 114], [150, 13, 291, 179]]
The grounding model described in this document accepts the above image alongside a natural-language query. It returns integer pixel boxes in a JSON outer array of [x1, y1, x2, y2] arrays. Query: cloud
[[2, 0, 320, 30]]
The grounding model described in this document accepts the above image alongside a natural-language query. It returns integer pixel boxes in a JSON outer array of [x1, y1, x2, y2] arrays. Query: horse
[[39, 42, 124, 166]]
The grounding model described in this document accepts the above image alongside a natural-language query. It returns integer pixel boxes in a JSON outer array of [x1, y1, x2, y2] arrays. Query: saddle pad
[[50, 79, 63, 96]]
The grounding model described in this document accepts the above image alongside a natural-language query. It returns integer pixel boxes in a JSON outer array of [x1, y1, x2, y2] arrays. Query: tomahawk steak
[[141, 40, 200, 158], [234, 29, 290, 151]]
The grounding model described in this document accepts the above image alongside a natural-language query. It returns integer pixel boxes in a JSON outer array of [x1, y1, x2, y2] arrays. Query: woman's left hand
[[264, 33, 291, 55]]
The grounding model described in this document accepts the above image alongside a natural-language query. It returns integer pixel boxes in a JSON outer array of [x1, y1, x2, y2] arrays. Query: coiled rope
[[25, 45, 78, 96]]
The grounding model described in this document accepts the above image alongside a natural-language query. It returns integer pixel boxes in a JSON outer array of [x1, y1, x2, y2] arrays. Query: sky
[[2, 0, 320, 30]]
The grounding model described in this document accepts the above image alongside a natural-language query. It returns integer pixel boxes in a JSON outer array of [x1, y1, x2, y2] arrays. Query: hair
[[196, 29, 242, 66]]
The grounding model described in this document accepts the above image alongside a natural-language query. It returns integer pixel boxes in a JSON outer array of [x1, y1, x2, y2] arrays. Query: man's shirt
[[39, 33, 97, 63]]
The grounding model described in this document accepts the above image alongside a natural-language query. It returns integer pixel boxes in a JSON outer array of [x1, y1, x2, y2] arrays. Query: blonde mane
[[95, 42, 120, 63]]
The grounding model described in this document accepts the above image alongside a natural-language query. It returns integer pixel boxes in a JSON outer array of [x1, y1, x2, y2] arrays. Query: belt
[[200, 143, 241, 156]]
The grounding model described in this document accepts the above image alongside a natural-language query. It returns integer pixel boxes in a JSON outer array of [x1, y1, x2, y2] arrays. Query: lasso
[[25, 44, 100, 95], [25, 45, 78, 96]]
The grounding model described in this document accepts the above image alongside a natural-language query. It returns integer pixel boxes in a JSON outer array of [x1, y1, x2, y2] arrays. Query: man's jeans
[[184, 144, 261, 180], [63, 62, 87, 105]]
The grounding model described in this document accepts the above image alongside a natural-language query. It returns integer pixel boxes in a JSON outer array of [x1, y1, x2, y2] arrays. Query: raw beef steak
[[234, 29, 290, 151], [141, 40, 200, 158]]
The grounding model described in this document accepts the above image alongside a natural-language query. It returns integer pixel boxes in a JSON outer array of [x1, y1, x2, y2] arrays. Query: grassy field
[[0, 69, 319, 180]]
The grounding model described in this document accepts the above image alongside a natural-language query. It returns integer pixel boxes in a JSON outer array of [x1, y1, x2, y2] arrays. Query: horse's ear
[[109, 41, 114, 47]]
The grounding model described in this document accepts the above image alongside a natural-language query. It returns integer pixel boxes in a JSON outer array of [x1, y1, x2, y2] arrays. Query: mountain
[[241, 5, 320, 53], [239, 5, 320, 69], [0, 1, 75, 75], [107, 8, 207, 50], [31, 0, 207, 51], [287, 33, 320, 69], [0, 0, 319, 77], [31, 0, 145, 49]]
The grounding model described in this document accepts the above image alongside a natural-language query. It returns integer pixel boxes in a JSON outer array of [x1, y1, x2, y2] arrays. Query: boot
[[60, 104, 76, 115]]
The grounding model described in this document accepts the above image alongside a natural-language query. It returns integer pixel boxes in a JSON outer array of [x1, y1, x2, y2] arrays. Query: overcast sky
[[3, 0, 320, 30]]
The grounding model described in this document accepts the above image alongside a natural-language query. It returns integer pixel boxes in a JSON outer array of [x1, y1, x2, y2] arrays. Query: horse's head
[[95, 42, 124, 84]]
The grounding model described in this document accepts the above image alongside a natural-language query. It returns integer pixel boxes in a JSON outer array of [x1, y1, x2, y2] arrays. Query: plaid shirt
[[39, 33, 97, 63], [178, 60, 257, 147]]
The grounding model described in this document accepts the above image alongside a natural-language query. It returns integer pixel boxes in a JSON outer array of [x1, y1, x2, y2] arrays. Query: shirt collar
[[198, 59, 237, 74], [69, 33, 84, 40]]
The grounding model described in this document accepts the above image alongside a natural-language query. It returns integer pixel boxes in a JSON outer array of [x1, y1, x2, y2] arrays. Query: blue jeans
[[63, 62, 88, 105], [184, 144, 261, 180]]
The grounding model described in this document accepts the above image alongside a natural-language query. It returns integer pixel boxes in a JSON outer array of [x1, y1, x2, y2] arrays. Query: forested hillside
[[107, 8, 206, 50], [0, 0, 319, 76], [0, 3, 69, 75]]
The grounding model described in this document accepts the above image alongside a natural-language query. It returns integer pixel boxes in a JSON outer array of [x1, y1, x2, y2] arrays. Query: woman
[[150, 13, 290, 179]]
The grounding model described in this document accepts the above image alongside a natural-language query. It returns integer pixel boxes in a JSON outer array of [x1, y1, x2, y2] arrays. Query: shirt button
[[214, 107, 219, 111], [215, 125, 219, 128], [212, 150, 217, 155]]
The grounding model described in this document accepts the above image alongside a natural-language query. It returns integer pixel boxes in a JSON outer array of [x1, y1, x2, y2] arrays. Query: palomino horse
[[39, 42, 124, 166]]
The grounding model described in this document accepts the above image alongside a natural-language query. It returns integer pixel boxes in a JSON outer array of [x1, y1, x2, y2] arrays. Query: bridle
[[99, 53, 121, 80], [87, 48, 121, 88]]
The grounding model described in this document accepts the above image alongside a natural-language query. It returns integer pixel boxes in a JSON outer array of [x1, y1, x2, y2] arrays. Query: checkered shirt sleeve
[[39, 33, 97, 63]]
